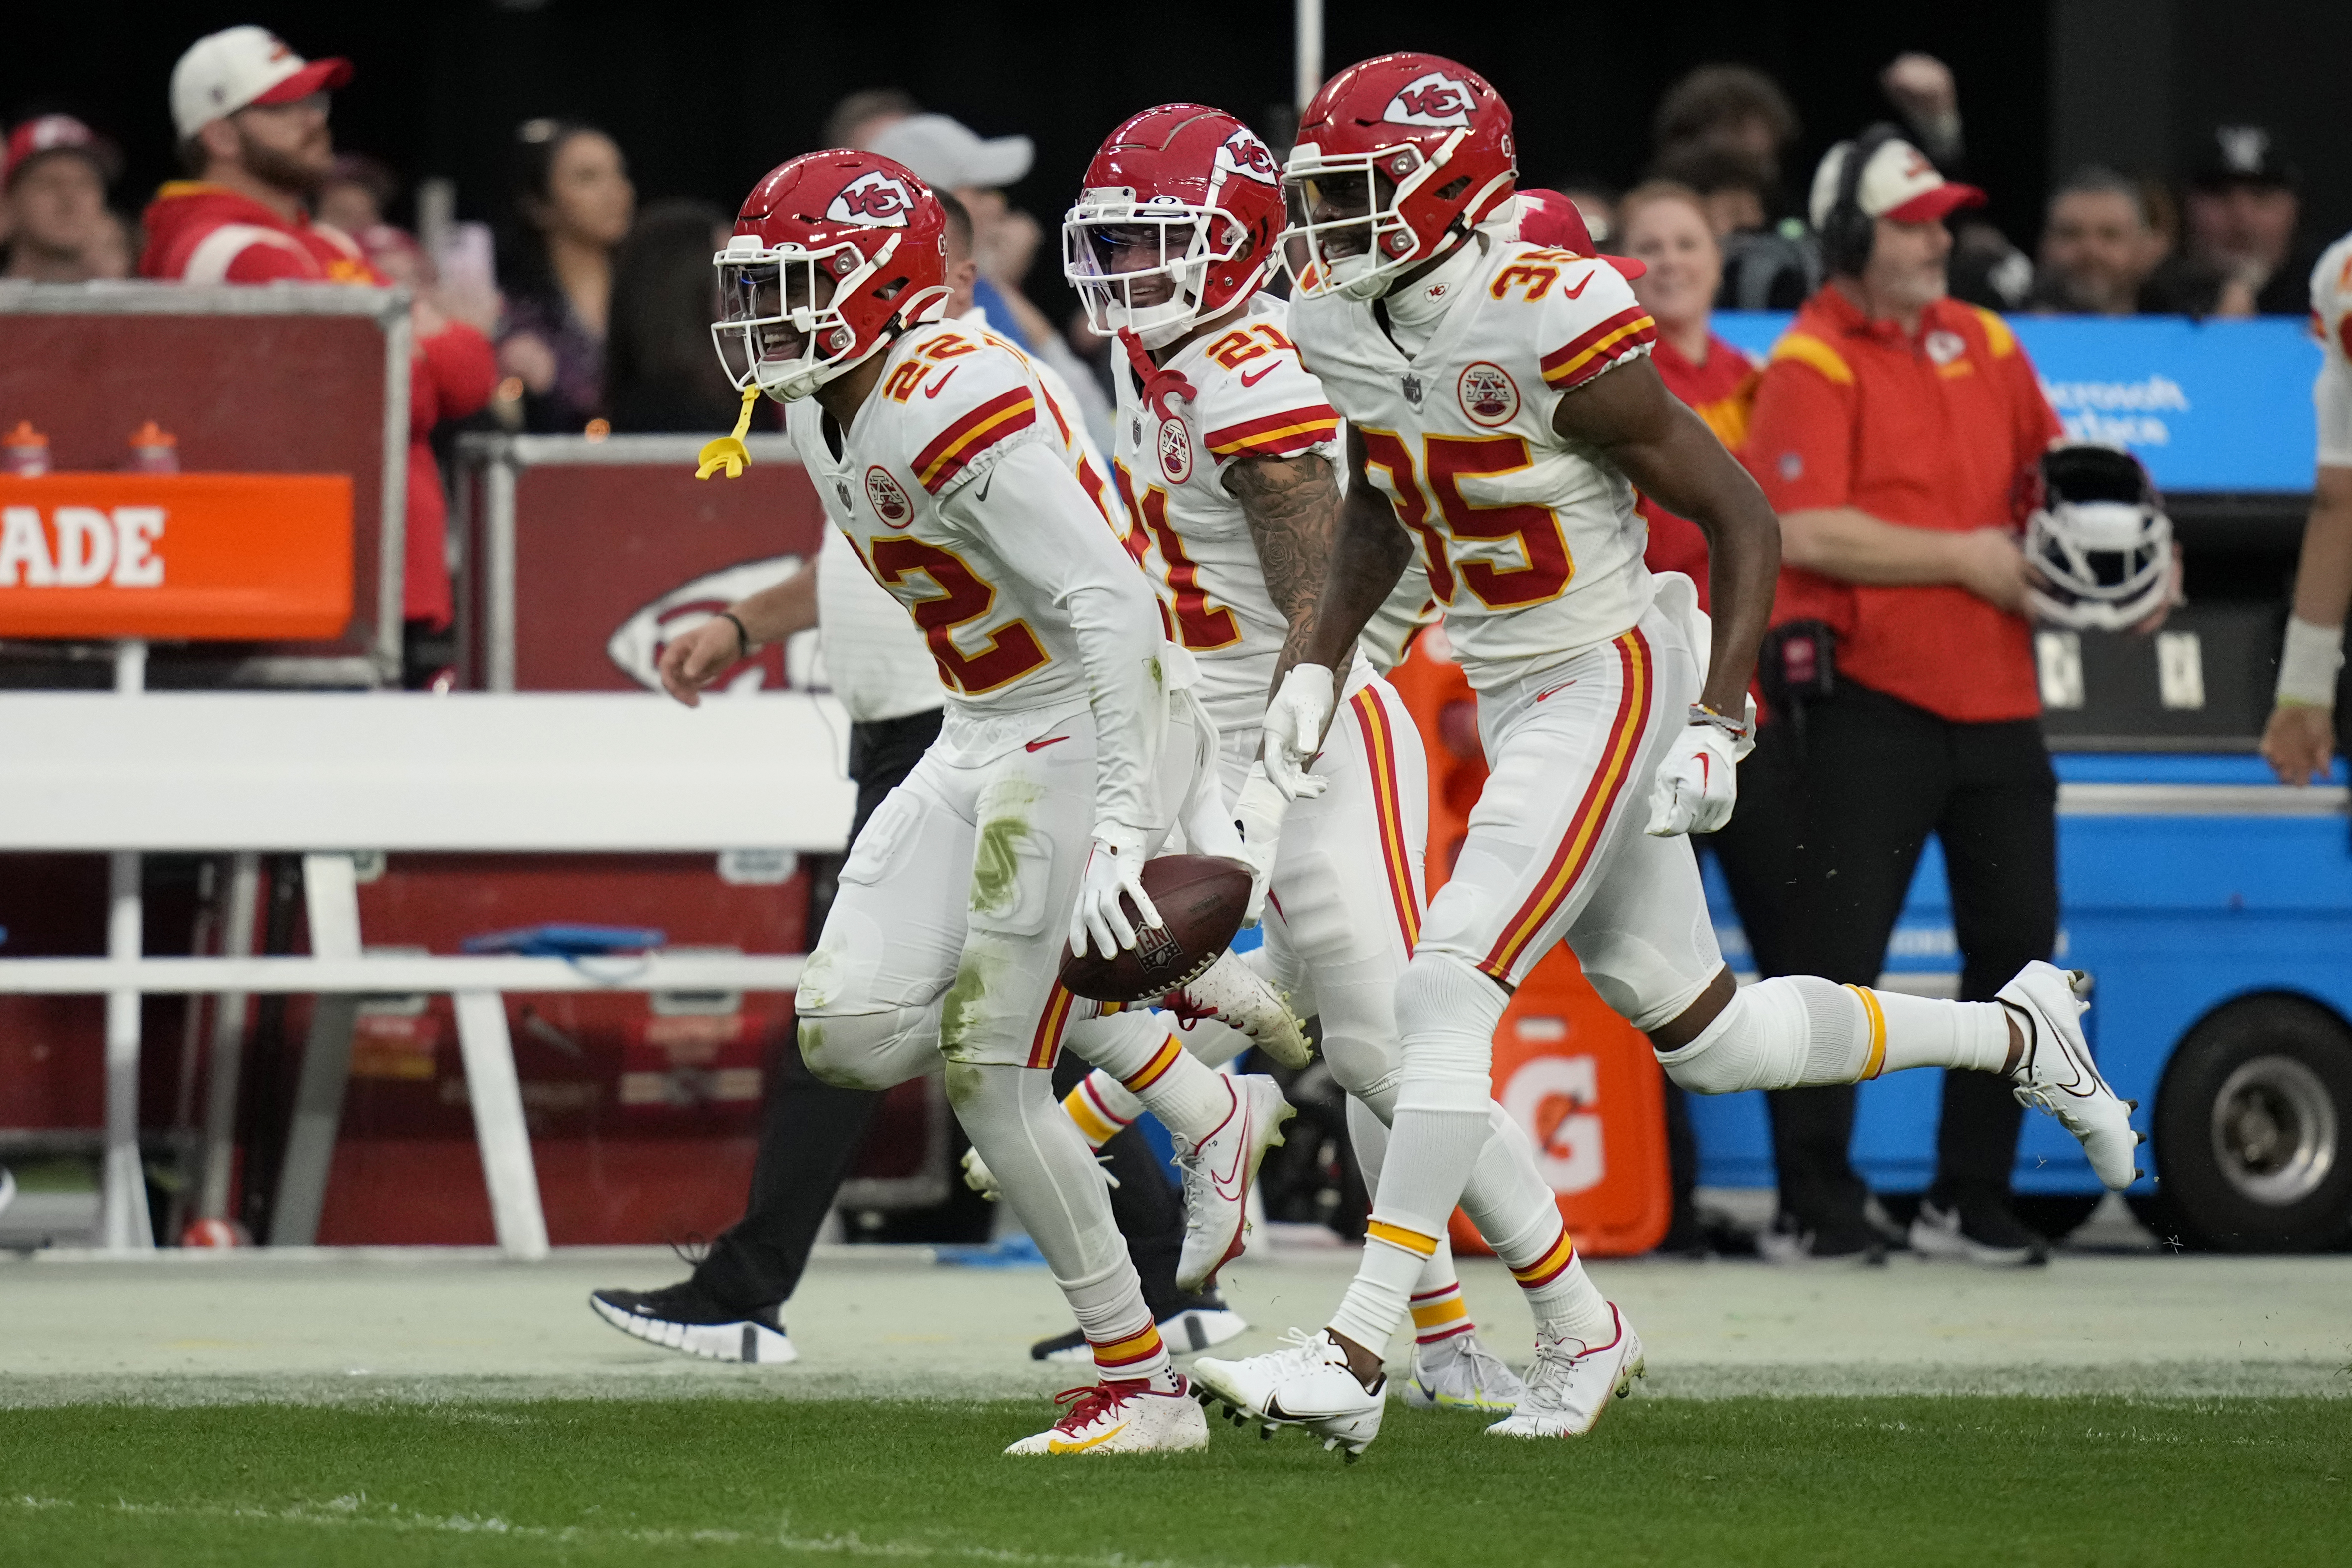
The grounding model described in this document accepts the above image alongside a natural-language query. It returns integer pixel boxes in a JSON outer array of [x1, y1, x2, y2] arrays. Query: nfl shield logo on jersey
[[865, 465, 914, 525], [1458, 362, 1520, 426], [1401, 372, 1424, 409], [827, 171, 916, 227], [1158, 417, 1194, 483]]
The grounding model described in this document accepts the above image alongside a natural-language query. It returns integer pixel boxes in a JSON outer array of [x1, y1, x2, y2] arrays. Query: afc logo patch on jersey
[[828, 171, 916, 227], [1215, 128, 1280, 186], [865, 465, 914, 525], [1383, 72, 1473, 128], [1157, 416, 1194, 483], [1458, 361, 1521, 426]]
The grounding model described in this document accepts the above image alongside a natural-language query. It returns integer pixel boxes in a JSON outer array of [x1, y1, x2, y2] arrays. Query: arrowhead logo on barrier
[[606, 554, 806, 693]]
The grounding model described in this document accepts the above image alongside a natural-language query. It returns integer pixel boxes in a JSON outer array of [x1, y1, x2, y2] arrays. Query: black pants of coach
[[690, 706, 1191, 1318], [1710, 680, 2057, 1225]]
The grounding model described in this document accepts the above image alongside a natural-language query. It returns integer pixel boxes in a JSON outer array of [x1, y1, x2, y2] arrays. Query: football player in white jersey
[[1193, 53, 2142, 1453], [1048, 101, 1638, 1414], [2260, 229, 2352, 784], [706, 150, 1304, 1455]]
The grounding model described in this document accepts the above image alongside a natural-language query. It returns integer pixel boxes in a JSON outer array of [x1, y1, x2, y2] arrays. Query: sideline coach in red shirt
[[1737, 129, 2063, 1265]]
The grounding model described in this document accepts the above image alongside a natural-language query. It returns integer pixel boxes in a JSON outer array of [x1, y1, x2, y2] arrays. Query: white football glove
[[1069, 823, 1162, 960], [1262, 665, 1336, 801], [958, 1145, 1001, 1201], [1645, 699, 1757, 838], [1230, 764, 1289, 925]]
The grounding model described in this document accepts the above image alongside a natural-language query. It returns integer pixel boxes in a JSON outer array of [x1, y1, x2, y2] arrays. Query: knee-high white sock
[[1452, 1101, 1614, 1346], [1658, 975, 2008, 1095], [1068, 1013, 1233, 1143], [946, 1063, 1172, 1390], [1327, 954, 1503, 1354], [1348, 1096, 1471, 1335]]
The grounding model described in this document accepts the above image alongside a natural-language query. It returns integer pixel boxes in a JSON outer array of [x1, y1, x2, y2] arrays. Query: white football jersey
[[1289, 235, 1660, 688], [1109, 294, 1342, 731], [787, 318, 1135, 721], [2311, 230, 2352, 469]]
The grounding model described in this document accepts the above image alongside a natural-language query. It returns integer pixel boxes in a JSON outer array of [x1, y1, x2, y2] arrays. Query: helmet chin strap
[[1116, 326, 1197, 420]]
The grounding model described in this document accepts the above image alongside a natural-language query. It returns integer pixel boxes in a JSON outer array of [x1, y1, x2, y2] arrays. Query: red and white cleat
[[1163, 952, 1311, 1070], [1174, 1074, 1295, 1292], [1004, 1376, 1211, 1455], [1484, 1305, 1644, 1439]]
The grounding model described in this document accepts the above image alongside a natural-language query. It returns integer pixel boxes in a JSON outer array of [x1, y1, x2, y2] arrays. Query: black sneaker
[[1030, 1294, 1249, 1362], [1756, 1208, 1887, 1266], [1908, 1195, 2050, 1267], [589, 1280, 796, 1363]]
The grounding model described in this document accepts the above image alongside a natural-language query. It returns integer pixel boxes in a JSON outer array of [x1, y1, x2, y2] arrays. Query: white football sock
[[1347, 1096, 1471, 1323], [1658, 976, 2013, 1095], [1872, 986, 2013, 1074], [1068, 1012, 1233, 1143]]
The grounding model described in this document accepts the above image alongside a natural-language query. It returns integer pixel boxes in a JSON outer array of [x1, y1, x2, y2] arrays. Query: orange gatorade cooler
[[1388, 632, 1673, 1258]]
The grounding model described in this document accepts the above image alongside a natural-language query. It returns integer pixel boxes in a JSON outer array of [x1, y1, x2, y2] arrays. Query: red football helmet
[[1514, 187, 1646, 281], [1063, 104, 1284, 350], [712, 151, 951, 401], [1284, 53, 1517, 300]]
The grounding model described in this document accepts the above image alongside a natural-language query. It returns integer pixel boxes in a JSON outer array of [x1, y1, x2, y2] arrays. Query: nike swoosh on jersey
[[1026, 735, 1070, 752], [924, 367, 958, 398], [1535, 679, 1577, 701], [1238, 362, 1279, 388], [1561, 272, 1593, 299]]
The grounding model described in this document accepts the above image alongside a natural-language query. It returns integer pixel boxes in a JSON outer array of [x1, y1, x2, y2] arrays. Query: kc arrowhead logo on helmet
[[827, 171, 917, 227], [1383, 72, 1474, 128], [1213, 128, 1280, 186]]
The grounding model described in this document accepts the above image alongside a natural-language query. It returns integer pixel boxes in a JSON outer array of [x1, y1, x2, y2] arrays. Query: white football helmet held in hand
[[1645, 698, 1756, 837], [1262, 665, 1336, 801], [2022, 442, 2175, 631]]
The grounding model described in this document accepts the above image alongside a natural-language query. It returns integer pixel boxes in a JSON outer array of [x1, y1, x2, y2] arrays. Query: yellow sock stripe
[[1409, 1295, 1471, 1330], [1509, 1228, 1577, 1289], [1091, 1324, 1164, 1368], [1119, 1035, 1183, 1095], [1063, 1084, 1124, 1147], [1846, 984, 1888, 1080], [1365, 1220, 1441, 1258]]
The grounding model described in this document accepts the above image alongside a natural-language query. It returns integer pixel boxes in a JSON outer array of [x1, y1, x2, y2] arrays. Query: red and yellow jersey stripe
[[1539, 306, 1658, 391], [1348, 686, 1421, 955], [913, 385, 1037, 494], [1202, 404, 1341, 461], [1479, 628, 1654, 980]]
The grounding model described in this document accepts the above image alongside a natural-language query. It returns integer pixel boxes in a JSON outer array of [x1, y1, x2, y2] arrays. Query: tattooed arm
[[1226, 447, 1343, 706], [1256, 428, 1415, 711]]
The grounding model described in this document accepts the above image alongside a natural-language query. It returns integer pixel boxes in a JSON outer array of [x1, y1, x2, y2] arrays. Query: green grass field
[[3, 1393, 2345, 1567]]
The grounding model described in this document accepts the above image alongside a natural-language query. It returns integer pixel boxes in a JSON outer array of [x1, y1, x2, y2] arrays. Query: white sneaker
[[1004, 1376, 1211, 1455], [1192, 1328, 1386, 1459], [1174, 1075, 1295, 1292], [1164, 953, 1312, 1070], [1484, 1305, 1644, 1439], [1998, 962, 2143, 1190], [1404, 1332, 1527, 1413]]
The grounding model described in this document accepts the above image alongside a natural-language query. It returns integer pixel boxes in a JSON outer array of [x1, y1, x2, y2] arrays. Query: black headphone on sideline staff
[[1819, 121, 1905, 278]]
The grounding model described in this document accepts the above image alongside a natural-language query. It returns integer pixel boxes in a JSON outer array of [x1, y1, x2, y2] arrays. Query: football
[[1058, 853, 1254, 1004]]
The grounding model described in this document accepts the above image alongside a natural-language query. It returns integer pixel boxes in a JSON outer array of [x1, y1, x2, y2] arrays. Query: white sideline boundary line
[[1, 1495, 1323, 1568]]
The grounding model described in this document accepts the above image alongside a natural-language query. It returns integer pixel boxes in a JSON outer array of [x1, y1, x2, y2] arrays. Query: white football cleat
[[1998, 962, 2142, 1190], [1163, 953, 1312, 1070], [1484, 1305, 1644, 1440], [1004, 1377, 1211, 1456], [1192, 1328, 1386, 1460], [1404, 1331, 1527, 1413], [1174, 1075, 1295, 1292]]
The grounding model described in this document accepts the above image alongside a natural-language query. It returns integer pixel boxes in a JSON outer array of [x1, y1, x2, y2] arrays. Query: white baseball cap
[[1808, 133, 1985, 230], [864, 114, 1032, 191], [171, 26, 353, 142]]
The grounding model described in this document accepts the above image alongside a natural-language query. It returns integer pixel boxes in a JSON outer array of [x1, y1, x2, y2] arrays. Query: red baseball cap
[[1514, 188, 1646, 280], [3, 114, 122, 190], [171, 26, 353, 141]]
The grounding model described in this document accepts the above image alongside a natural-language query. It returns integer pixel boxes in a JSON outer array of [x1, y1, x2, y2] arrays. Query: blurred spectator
[[867, 112, 1113, 448], [1617, 182, 1757, 607], [605, 198, 741, 433], [315, 151, 398, 237], [145, 26, 496, 673], [2141, 126, 2309, 317], [498, 118, 634, 431], [1867, 53, 2032, 312], [1652, 144, 1819, 310], [1, 114, 123, 281], [2030, 167, 2165, 315], [84, 209, 136, 280], [824, 88, 919, 153], [1652, 63, 1801, 191]]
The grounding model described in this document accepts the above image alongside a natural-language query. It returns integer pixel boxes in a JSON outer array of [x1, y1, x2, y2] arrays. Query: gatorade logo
[[0, 506, 165, 588]]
